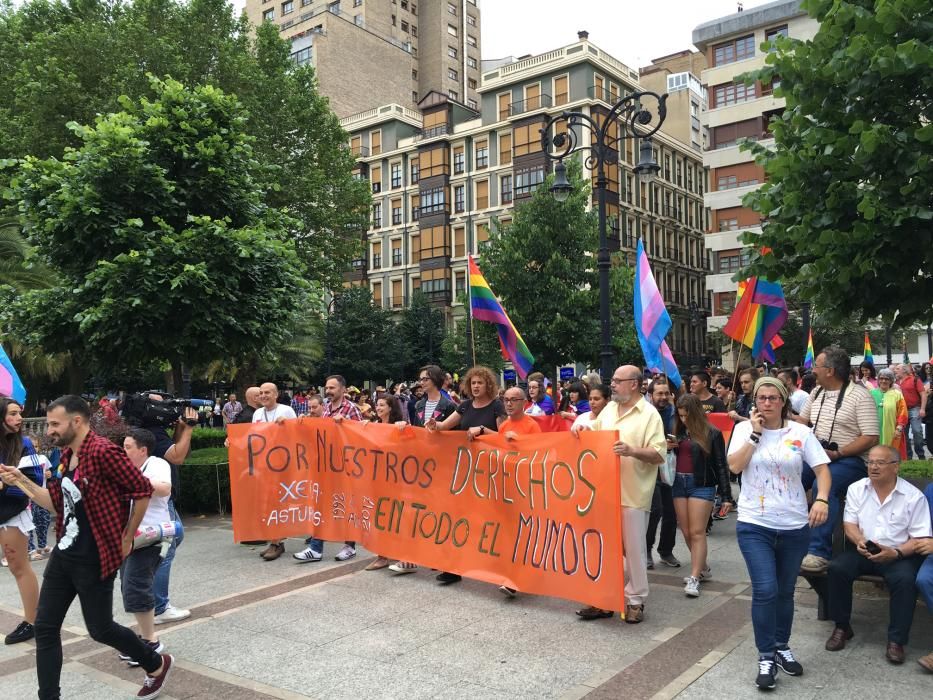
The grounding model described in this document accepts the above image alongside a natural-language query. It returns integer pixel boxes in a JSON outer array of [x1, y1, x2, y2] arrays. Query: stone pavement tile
[[2, 665, 131, 700], [322, 618, 452, 664], [325, 662, 464, 700], [432, 679, 537, 700]]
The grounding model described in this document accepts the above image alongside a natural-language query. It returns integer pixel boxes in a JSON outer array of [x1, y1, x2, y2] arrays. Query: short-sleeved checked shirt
[[49, 431, 154, 580], [323, 397, 363, 421]]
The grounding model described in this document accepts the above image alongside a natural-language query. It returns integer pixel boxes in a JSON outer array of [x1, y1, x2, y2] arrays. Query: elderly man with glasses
[[573, 366, 667, 624], [825, 445, 931, 664]]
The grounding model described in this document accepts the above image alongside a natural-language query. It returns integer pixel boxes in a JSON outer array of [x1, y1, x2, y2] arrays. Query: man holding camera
[[825, 445, 930, 663], [799, 347, 879, 573]]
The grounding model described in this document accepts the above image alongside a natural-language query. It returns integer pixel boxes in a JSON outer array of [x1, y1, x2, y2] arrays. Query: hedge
[[188, 427, 227, 450], [176, 446, 230, 514]]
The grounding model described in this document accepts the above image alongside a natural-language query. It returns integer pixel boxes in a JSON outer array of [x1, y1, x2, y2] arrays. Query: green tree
[[740, 0, 933, 328], [480, 159, 638, 382], [325, 286, 404, 385], [4, 77, 310, 388], [397, 291, 446, 377], [0, 0, 370, 288]]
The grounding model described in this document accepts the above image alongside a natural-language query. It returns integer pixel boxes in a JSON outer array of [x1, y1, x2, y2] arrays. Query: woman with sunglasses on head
[[0, 397, 50, 644], [728, 377, 831, 690]]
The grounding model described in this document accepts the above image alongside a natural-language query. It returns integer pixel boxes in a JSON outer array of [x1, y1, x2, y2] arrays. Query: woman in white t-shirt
[[727, 377, 831, 691], [571, 384, 610, 431]]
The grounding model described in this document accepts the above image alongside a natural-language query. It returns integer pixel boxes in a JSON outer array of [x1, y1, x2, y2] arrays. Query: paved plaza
[[1, 514, 930, 699]]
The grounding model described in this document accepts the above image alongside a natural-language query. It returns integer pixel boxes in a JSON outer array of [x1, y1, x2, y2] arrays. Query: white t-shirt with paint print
[[729, 420, 830, 530]]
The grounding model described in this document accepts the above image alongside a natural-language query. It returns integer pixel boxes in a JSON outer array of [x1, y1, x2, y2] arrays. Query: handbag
[[660, 450, 676, 487]]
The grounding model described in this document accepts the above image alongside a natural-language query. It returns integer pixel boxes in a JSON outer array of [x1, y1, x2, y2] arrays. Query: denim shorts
[[120, 544, 161, 613], [671, 472, 716, 501]]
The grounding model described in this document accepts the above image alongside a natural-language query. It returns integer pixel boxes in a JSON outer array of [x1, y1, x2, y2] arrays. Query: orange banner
[[708, 412, 734, 447], [228, 419, 624, 611]]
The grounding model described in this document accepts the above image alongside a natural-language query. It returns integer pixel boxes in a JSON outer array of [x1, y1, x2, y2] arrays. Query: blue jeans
[[670, 473, 716, 502], [906, 406, 926, 458], [153, 499, 183, 616], [918, 484, 933, 611], [801, 456, 866, 559], [736, 521, 811, 655], [305, 537, 356, 552]]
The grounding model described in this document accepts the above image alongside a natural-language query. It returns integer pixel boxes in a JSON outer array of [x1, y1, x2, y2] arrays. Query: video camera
[[121, 391, 213, 429]]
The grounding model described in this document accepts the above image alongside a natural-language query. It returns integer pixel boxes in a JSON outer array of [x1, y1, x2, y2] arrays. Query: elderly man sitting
[[825, 445, 932, 663], [916, 483, 933, 672]]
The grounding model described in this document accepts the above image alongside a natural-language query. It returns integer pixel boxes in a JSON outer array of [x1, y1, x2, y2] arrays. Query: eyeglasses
[[503, 397, 524, 403], [418, 377, 430, 382], [812, 364, 829, 370], [866, 459, 897, 467], [610, 377, 640, 384], [755, 395, 783, 403]]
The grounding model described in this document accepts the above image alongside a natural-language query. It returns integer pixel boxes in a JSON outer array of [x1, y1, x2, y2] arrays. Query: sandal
[[29, 551, 44, 561], [365, 557, 390, 571]]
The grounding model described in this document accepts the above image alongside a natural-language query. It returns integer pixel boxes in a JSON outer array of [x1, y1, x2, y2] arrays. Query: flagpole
[[732, 279, 759, 394], [465, 271, 475, 371]]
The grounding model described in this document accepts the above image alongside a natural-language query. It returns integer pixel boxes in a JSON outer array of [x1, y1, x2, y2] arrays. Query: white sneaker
[[388, 561, 418, 574], [335, 544, 356, 561], [154, 606, 190, 625], [684, 567, 711, 583], [684, 576, 700, 597], [293, 547, 323, 563]]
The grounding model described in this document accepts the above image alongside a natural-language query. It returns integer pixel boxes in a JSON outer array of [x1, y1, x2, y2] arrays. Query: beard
[[51, 425, 76, 447]]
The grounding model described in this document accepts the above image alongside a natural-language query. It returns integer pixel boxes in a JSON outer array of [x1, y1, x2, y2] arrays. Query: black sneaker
[[756, 655, 777, 690], [4, 621, 34, 645], [775, 647, 803, 676], [119, 638, 165, 667], [436, 572, 462, 585]]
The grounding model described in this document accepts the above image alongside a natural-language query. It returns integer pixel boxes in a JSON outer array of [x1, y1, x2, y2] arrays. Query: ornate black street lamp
[[324, 296, 338, 377], [541, 92, 668, 381], [689, 300, 702, 368]]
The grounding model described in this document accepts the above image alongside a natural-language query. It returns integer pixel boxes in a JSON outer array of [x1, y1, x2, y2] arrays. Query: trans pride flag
[[633, 240, 682, 390], [0, 344, 26, 404], [468, 256, 535, 379]]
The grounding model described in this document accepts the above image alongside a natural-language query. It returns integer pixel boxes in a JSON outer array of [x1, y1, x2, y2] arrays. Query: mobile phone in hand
[[864, 540, 882, 555]]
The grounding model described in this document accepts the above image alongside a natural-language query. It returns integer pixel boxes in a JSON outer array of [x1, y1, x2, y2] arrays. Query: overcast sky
[[480, 0, 777, 68]]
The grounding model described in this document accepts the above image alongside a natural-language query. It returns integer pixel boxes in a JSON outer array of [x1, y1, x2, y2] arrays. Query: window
[[354, 14, 363, 25], [718, 251, 750, 273], [353, 0, 362, 5], [710, 118, 762, 149], [391, 199, 402, 225], [262, 8, 274, 21], [410, 160, 419, 183], [448, 46, 457, 59], [411, 25, 416, 37], [455, 271, 466, 296], [468, 56, 477, 69], [328, 1, 340, 14], [291, 47, 312, 66], [712, 34, 754, 66], [719, 218, 739, 231], [498, 93, 511, 121], [500, 174, 512, 204], [453, 146, 464, 174], [449, 90, 458, 101], [401, 0, 408, 8], [765, 25, 788, 46], [515, 167, 545, 196], [370, 165, 381, 193], [712, 81, 756, 107], [410, 194, 420, 221], [513, 124, 542, 157], [420, 187, 446, 216], [401, 20, 409, 32], [370, 130, 382, 155], [391, 279, 403, 308], [411, 234, 420, 263], [454, 185, 465, 213], [447, 23, 458, 36], [467, 99, 477, 109], [475, 222, 489, 249], [302, 0, 312, 6], [386, 162, 400, 189], [372, 204, 382, 228], [391, 239, 403, 266], [553, 75, 569, 106], [468, 78, 477, 90], [421, 268, 449, 295], [350, 135, 362, 156], [467, 35, 477, 47], [475, 140, 488, 168], [717, 174, 759, 190], [475, 180, 488, 209], [499, 132, 512, 165], [418, 147, 448, 178], [448, 68, 458, 81], [281, 1, 293, 14], [372, 281, 382, 306], [454, 227, 466, 257], [448, 2, 456, 14], [467, 14, 476, 26], [420, 225, 449, 260]]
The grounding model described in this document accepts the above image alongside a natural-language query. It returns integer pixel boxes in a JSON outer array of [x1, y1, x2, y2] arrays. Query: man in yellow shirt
[[574, 365, 667, 623]]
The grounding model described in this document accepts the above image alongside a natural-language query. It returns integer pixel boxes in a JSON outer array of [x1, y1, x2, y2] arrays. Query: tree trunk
[[66, 357, 85, 395]]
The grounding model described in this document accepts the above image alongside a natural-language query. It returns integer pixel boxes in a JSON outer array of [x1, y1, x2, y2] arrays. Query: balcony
[[415, 124, 449, 141], [588, 86, 623, 104], [351, 146, 370, 158], [390, 296, 404, 309], [509, 94, 552, 117]]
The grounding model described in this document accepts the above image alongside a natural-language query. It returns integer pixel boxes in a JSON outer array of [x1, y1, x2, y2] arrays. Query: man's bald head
[[503, 386, 527, 418], [245, 386, 261, 408], [611, 365, 643, 404], [259, 383, 279, 409]]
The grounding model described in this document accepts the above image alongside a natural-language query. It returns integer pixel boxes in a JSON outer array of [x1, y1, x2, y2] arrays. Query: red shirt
[[323, 397, 363, 421], [898, 376, 924, 408], [49, 431, 154, 580]]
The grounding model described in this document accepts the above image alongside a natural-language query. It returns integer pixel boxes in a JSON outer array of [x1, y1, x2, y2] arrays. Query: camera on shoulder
[[121, 391, 212, 429]]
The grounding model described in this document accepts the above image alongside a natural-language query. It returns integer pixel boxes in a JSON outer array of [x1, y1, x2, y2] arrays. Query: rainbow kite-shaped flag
[[468, 255, 534, 379], [804, 329, 814, 370], [722, 277, 788, 362], [863, 332, 873, 365]]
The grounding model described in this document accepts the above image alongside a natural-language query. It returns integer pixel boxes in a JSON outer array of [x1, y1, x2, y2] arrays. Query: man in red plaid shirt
[[293, 374, 363, 563], [0, 395, 175, 699]]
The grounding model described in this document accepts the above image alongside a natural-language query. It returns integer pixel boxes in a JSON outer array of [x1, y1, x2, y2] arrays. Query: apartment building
[[692, 0, 818, 331], [341, 33, 712, 363], [639, 50, 708, 153], [243, 0, 483, 117]]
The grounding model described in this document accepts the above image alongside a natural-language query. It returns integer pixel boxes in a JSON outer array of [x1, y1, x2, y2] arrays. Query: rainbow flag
[[468, 255, 534, 379], [804, 328, 814, 369], [722, 277, 788, 362], [0, 343, 26, 404], [863, 332, 873, 365], [633, 240, 682, 389]]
